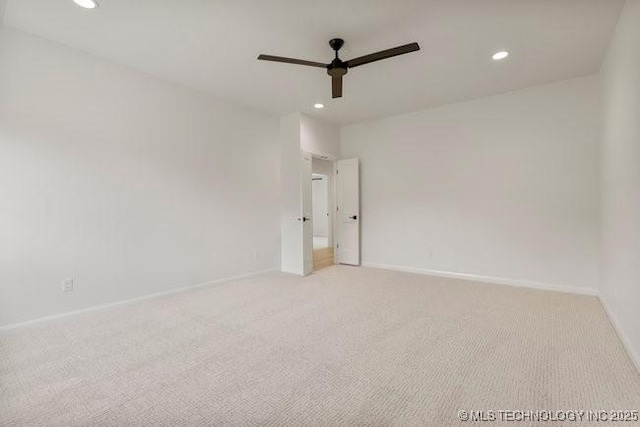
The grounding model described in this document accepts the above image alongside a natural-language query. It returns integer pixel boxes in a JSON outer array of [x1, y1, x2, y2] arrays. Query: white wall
[[312, 157, 334, 176], [600, 0, 640, 368], [313, 158, 335, 248], [312, 176, 329, 237], [300, 114, 340, 160], [341, 75, 601, 293], [0, 28, 281, 326]]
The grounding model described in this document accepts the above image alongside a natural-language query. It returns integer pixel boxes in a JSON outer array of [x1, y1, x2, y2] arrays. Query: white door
[[336, 158, 360, 265], [301, 153, 313, 275]]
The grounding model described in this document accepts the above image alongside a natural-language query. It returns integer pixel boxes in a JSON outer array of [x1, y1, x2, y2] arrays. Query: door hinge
[[336, 170, 339, 175], [337, 243, 340, 248]]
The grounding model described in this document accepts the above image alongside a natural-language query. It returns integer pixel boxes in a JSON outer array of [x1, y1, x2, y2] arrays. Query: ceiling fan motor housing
[[328, 59, 348, 77]]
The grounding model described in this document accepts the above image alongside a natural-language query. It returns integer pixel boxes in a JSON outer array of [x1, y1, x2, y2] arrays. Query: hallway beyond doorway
[[313, 246, 334, 271]]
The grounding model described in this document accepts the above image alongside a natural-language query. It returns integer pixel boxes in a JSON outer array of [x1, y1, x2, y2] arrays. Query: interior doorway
[[311, 158, 335, 271]]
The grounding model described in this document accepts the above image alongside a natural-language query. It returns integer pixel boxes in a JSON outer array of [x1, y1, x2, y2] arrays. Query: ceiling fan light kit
[[258, 38, 420, 99]]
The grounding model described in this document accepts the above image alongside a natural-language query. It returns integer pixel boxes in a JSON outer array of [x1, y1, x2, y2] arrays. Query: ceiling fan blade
[[345, 42, 420, 68], [257, 54, 327, 68], [332, 75, 343, 99]]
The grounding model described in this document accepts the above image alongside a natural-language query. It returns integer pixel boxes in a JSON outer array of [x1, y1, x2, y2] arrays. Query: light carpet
[[1, 266, 639, 426]]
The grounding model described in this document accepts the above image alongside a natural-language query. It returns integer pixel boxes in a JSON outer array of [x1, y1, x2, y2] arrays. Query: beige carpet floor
[[1, 266, 639, 426]]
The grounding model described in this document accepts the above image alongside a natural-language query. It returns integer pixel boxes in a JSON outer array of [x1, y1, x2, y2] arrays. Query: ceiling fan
[[258, 38, 420, 99]]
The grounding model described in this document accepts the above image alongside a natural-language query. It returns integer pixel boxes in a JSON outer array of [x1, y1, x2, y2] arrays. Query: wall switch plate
[[253, 251, 260, 261], [62, 278, 74, 293]]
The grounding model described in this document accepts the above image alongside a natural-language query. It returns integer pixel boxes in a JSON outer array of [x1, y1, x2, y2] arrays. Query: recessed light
[[314, 103, 325, 109], [492, 50, 509, 61], [73, 0, 98, 9]]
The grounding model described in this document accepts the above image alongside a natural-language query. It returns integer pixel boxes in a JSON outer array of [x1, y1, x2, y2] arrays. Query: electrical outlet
[[62, 278, 74, 293]]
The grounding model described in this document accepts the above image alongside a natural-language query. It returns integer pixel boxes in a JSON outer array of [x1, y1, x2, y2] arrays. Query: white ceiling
[[2, 0, 624, 124]]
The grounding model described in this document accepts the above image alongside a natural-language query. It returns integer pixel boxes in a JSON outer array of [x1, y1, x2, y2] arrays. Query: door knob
[[350, 215, 358, 220], [298, 217, 310, 222]]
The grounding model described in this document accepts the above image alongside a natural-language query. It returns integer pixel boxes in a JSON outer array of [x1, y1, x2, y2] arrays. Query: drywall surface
[[600, 0, 640, 368], [312, 157, 334, 176], [341, 75, 601, 292], [0, 28, 280, 326], [300, 114, 340, 159], [312, 158, 335, 248], [312, 176, 329, 237]]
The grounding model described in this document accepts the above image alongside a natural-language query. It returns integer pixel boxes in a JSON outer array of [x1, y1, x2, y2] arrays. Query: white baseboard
[[599, 297, 640, 373], [0, 268, 279, 331], [362, 262, 598, 296]]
